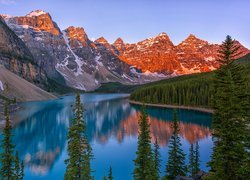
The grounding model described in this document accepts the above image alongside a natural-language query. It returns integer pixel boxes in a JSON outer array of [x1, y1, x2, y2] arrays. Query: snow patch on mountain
[[62, 31, 84, 76], [0, 80, 4, 91], [26, 10, 47, 17]]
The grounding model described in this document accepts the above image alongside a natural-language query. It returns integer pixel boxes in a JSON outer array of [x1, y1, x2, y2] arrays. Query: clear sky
[[0, 0, 249, 48]]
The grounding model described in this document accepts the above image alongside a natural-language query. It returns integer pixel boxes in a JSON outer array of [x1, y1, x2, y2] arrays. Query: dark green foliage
[[188, 142, 200, 176], [188, 143, 195, 176], [0, 103, 15, 179], [209, 35, 250, 179], [130, 73, 214, 107], [108, 166, 113, 180], [163, 110, 186, 180], [64, 94, 93, 179], [194, 141, 200, 174], [153, 138, 161, 179], [14, 151, 23, 180], [133, 106, 157, 180]]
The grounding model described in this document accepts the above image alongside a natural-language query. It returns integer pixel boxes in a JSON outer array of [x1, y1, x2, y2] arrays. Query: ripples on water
[[5, 94, 213, 180]]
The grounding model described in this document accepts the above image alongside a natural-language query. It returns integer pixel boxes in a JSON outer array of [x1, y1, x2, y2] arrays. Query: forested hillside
[[130, 54, 250, 108]]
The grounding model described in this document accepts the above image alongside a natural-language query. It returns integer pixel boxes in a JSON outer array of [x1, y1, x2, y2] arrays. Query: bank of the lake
[[129, 100, 214, 114]]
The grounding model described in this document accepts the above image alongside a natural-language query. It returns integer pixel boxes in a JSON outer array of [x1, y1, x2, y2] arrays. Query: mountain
[[0, 66, 56, 102], [1, 10, 249, 91], [0, 16, 47, 88], [113, 33, 250, 74], [113, 33, 181, 74], [1, 10, 168, 91]]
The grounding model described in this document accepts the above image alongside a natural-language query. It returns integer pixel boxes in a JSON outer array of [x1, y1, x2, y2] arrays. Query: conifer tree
[[108, 166, 113, 180], [188, 143, 195, 176], [65, 93, 93, 179], [163, 110, 186, 180], [14, 151, 22, 180], [81, 144, 94, 179], [133, 106, 157, 180], [0, 103, 15, 179], [153, 138, 161, 179], [194, 141, 200, 174], [209, 35, 250, 179]]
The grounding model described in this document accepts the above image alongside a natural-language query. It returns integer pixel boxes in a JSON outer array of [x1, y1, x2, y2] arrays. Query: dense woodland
[[130, 54, 250, 108]]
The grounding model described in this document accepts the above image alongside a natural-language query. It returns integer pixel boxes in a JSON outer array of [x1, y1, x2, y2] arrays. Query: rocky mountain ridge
[[1, 10, 169, 91], [1, 10, 249, 91]]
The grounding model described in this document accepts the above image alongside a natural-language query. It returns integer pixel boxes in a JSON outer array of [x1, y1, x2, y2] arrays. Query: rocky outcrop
[[0, 66, 56, 102], [113, 33, 182, 74], [0, 16, 47, 88], [113, 34, 250, 74]]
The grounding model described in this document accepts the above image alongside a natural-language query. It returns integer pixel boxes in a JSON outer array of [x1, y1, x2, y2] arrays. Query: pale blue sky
[[0, 0, 249, 48]]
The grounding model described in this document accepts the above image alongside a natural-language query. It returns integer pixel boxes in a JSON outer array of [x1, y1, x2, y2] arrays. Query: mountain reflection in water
[[6, 94, 212, 179]]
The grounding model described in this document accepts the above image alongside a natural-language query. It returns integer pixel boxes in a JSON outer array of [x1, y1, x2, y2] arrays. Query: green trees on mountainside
[[208, 35, 250, 179], [64, 93, 94, 180], [130, 75, 213, 107]]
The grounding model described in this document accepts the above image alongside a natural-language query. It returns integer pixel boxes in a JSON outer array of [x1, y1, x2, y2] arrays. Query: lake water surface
[[10, 94, 213, 180]]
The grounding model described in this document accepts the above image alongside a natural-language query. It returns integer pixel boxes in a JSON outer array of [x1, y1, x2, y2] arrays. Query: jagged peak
[[184, 34, 205, 42], [0, 14, 12, 19], [146, 32, 171, 42], [95, 37, 109, 44], [158, 32, 168, 37], [66, 26, 87, 35], [113, 37, 125, 45], [178, 34, 208, 47], [26, 10, 48, 17]]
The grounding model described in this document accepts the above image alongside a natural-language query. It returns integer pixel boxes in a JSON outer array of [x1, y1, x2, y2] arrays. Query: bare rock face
[[11, 10, 60, 35], [0, 16, 47, 88], [113, 33, 182, 74], [176, 34, 220, 73], [113, 33, 250, 75]]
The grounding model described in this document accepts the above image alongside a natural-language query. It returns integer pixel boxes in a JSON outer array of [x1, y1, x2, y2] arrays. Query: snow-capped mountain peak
[[26, 10, 47, 17]]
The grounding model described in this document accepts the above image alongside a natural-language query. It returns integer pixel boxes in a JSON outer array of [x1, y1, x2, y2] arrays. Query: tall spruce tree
[[163, 110, 186, 180], [209, 35, 250, 179], [188, 143, 195, 176], [194, 141, 200, 174], [188, 141, 200, 177], [65, 93, 93, 179], [153, 138, 161, 179], [133, 106, 157, 180], [0, 103, 15, 179]]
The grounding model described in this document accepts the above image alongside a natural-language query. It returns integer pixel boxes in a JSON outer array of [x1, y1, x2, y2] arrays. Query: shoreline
[[129, 100, 214, 114]]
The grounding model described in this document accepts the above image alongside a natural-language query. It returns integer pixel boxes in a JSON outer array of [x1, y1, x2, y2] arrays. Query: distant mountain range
[[0, 10, 249, 92]]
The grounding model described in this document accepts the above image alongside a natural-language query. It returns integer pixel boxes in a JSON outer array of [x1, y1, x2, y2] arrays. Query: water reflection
[[7, 94, 212, 179]]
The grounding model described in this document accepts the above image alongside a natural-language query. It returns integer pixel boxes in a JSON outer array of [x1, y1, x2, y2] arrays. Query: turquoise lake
[[10, 94, 213, 180]]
